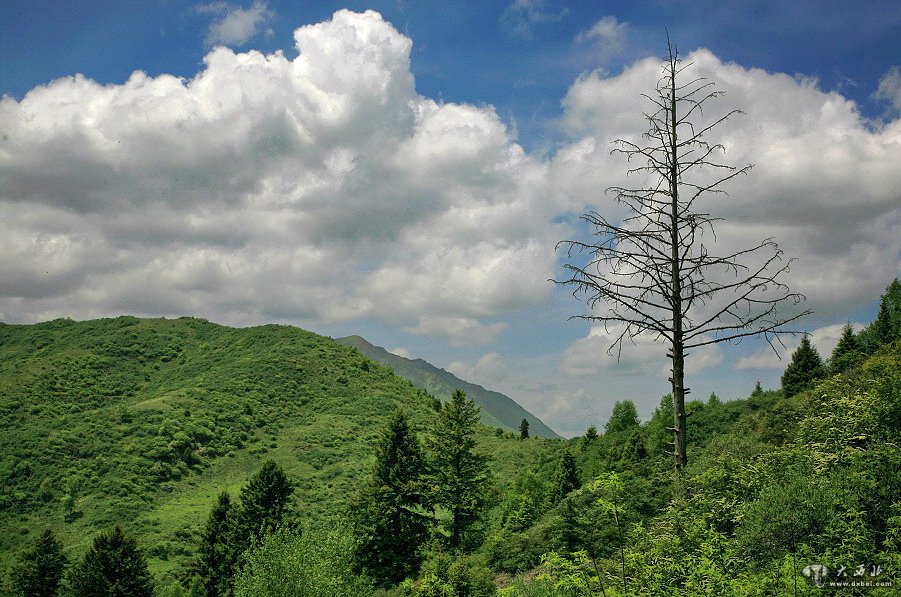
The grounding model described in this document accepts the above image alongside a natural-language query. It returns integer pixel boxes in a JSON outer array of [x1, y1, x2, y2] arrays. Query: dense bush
[[232, 527, 373, 597]]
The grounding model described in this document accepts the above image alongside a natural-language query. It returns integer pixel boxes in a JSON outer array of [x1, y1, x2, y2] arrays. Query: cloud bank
[[1, 11, 899, 435], [0, 10, 557, 343]]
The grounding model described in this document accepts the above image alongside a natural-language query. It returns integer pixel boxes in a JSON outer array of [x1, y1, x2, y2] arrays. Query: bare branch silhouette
[[553, 39, 810, 469]]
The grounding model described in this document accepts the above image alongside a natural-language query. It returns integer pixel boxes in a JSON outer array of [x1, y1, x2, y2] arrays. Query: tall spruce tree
[[351, 410, 431, 586], [8, 529, 67, 597], [581, 425, 598, 451], [781, 335, 825, 398], [519, 418, 529, 440], [226, 460, 294, 592], [429, 389, 489, 550], [555, 498, 580, 553], [67, 526, 154, 597], [193, 492, 233, 597], [860, 279, 901, 352], [234, 461, 294, 542], [553, 450, 580, 502], [830, 323, 863, 374]]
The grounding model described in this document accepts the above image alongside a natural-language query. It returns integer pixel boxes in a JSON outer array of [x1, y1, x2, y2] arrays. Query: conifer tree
[[751, 380, 764, 398], [830, 323, 863, 374], [8, 529, 67, 597], [581, 425, 598, 451], [781, 335, 825, 398], [873, 280, 901, 344], [553, 450, 580, 502], [226, 460, 294, 592], [67, 526, 154, 597], [193, 492, 233, 597], [555, 498, 580, 553], [872, 300, 894, 345], [233, 460, 294, 542], [619, 428, 649, 466], [429, 389, 489, 550], [352, 410, 431, 586], [519, 418, 529, 440]]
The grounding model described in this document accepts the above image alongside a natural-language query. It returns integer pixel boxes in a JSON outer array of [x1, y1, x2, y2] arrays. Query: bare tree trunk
[[667, 50, 688, 469]]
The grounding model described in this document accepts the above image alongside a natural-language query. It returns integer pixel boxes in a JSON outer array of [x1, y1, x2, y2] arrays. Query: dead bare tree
[[555, 40, 810, 469]]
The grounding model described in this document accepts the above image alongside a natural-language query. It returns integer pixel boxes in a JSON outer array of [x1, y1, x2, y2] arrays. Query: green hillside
[[3, 285, 899, 596], [337, 335, 560, 438], [0, 316, 562, 588]]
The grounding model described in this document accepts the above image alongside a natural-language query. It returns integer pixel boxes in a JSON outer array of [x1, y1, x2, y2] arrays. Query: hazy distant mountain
[[336, 335, 560, 438]]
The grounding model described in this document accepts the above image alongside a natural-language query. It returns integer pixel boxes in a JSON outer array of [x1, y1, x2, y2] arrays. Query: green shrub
[[233, 527, 373, 597]]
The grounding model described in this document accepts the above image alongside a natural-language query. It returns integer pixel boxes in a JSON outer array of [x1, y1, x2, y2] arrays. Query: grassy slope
[[337, 335, 561, 438], [0, 317, 562, 586]]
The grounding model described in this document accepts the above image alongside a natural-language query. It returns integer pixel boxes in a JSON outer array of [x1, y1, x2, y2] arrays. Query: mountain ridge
[[0, 316, 563, 584], [335, 335, 560, 438]]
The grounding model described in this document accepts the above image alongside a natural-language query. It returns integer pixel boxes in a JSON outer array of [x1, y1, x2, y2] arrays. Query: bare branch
[[554, 39, 809, 469]]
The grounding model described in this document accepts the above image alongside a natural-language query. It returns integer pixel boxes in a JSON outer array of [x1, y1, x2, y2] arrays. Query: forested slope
[[0, 316, 561, 587], [3, 279, 900, 595]]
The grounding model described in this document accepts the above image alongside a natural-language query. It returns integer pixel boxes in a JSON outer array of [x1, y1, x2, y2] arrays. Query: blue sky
[[5, 1, 899, 144], [2, 1, 900, 435]]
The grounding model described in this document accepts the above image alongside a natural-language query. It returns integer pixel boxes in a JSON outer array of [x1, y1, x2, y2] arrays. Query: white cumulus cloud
[[447, 351, 508, 387], [0, 10, 558, 343], [555, 49, 901, 325]]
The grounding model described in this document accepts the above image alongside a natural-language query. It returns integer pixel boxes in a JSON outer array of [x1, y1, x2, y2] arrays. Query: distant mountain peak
[[336, 335, 560, 438]]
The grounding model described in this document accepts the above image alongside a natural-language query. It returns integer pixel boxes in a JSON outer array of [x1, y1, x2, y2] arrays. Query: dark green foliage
[[581, 425, 597, 451], [645, 394, 674, 457], [617, 428, 648, 467], [351, 410, 431, 586], [429, 390, 490, 550], [232, 461, 294, 558], [236, 461, 294, 539], [498, 472, 549, 533], [554, 498, 579, 553], [187, 575, 206, 597], [751, 380, 763, 397], [518, 419, 529, 440], [67, 526, 154, 597], [780, 335, 825, 397], [192, 492, 232, 597], [830, 322, 864, 373], [552, 451, 580, 502], [859, 278, 901, 352], [604, 400, 640, 435], [735, 458, 838, 562], [8, 529, 67, 597]]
